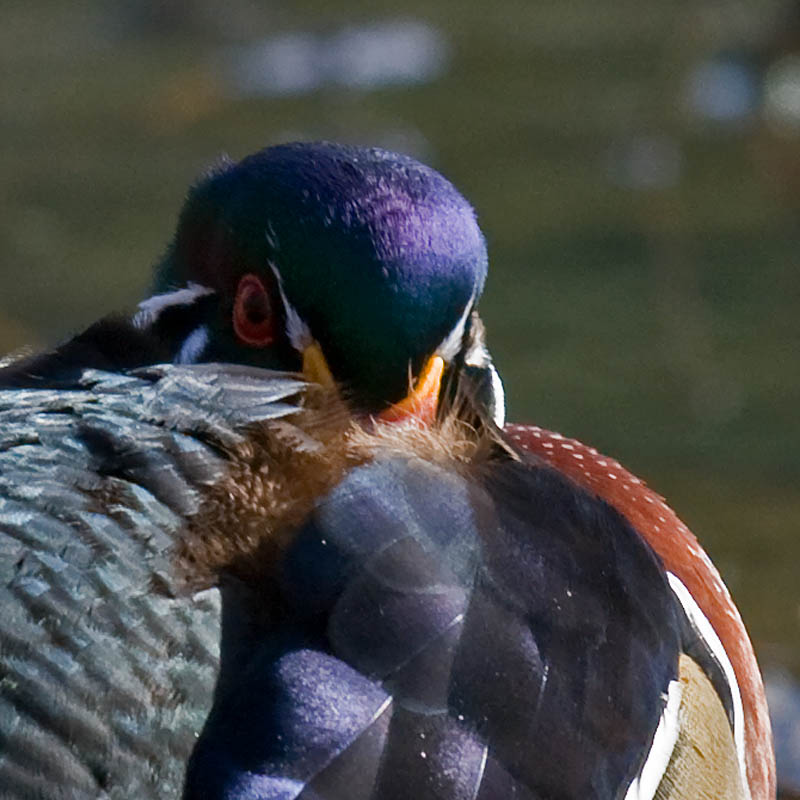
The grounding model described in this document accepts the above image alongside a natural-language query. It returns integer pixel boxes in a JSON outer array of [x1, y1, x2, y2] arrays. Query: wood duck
[[0, 142, 495, 419], [0, 142, 775, 800]]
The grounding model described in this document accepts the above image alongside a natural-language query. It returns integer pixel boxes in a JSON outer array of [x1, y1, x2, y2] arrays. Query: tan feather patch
[[655, 654, 747, 800], [173, 385, 499, 598]]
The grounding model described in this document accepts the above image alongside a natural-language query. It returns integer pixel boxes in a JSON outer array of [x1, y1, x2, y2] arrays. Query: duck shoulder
[[0, 363, 303, 798]]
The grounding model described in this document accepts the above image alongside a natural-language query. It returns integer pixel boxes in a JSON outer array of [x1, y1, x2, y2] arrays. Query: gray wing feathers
[[0, 365, 303, 798]]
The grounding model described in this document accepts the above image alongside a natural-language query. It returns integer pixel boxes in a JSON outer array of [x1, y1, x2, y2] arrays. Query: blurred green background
[[1, 0, 799, 790]]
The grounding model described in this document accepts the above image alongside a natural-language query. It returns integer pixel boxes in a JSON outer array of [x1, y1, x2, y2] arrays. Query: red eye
[[233, 273, 275, 347]]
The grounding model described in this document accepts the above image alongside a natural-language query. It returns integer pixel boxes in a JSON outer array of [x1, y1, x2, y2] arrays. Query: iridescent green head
[[146, 141, 497, 414]]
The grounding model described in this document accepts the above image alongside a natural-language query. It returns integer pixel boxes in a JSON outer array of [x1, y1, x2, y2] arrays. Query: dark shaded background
[[1, 0, 798, 792]]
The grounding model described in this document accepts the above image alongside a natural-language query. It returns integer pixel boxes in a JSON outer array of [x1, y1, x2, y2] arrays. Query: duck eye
[[233, 273, 275, 346]]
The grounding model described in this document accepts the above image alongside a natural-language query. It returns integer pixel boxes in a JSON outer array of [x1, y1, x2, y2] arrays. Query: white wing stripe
[[624, 679, 683, 800], [666, 571, 749, 797]]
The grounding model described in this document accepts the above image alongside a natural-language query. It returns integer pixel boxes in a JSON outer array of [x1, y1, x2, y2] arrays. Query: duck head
[[140, 141, 502, 423]]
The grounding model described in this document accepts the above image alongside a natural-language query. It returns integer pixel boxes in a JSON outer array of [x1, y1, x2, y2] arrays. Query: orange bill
[[378, 355, 444, 426]]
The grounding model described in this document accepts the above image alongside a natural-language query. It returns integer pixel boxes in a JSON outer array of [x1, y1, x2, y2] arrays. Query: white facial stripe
[[436, 288, 478, 363], [624, 679, 682, 800], [175, 325, 210, 364], [269, 262, 313, 353], [666, 572, 749, 795], [133, 283, 215, 329]]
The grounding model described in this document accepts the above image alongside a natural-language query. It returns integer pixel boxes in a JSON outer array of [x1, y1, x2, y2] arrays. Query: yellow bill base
[[302, 341, 336, 389]]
